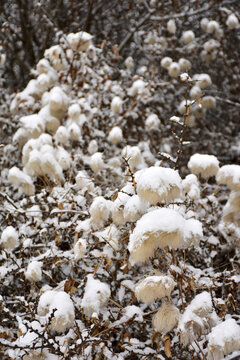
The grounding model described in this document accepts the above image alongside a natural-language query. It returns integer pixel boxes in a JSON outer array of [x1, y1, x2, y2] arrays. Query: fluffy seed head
[[188, 153, 219, 179], [153, 302, 180, 333]]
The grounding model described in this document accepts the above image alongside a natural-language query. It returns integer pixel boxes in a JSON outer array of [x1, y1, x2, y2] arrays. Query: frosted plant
[[67, 122, 81, 141], [44, 44, 66, 71], [202, 96, 216, 109], [135, 274, 176, 304], [55, 146, 71, 170], [182, 174, 200, 200], [0, 226, 19, 249], [90, 152, 104, 173], [182, 30, 195, 44], [41, 152, 64, 183], [124, 194, 148, 223], [193, 73, 212, 89], [49, 86, 69, 118], [112, 191, 131, 225], [216, 165, 240, 191], [81, 274, 110, 318], [89, 196, 111, 228], [108, 126, 123, 145], [88, 139, 98, 155], [25, 261, 42, 282], [145, 114, 160, 130], [122, 145, 142, 168], [128, 79, 146, 97], [136, 166, 182, 205], [161, 56, 172, 69], [68, 103, 81, 120], [153, 302, 180, 333], [128, 208, 184, 264], [208, 319, 240, 360], [39, 105, 60, 132], [75, 170, 93, 191], [124, 56, 134, 71], [178, 292, 215, 346], [178, 58, 191, 72], [226, 13, 239, 30], [201, 17, 209, 32], [8, 167, 35, 195], [20, 114, 45, 139], [167, 19, 176, 34], [168, 62, 180, 78], [66, 31, 93, 51], [178, 99, 192, 115], [128, 208, 202, 264], [188, 153, 219, 179], [222, 191, 240, 224], [54, 126, 69, 145], [190, 85, 202, 100], [74, 239, 87, 262], [111, 96, 123, 115], [203, 39, 220, 52], [38, 291, 75, 332], [207, 20, 220, 34]]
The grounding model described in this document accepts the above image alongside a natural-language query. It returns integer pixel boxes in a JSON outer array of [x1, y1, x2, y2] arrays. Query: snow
[[136, 166, 182, 205], [38, 290, 75, 332], [208, 319, 240, 359], [81, 274, 111, 318], [217, 165, 240, 190], [135, 274, 176, 304], [25, 260, 42, 282], [0, 226, 19, 249], [188, 153, 219, 178]]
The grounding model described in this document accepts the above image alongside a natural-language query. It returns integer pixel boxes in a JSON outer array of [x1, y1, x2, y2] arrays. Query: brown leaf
[[64, 277, 75, 294], [55, 234, 61, 246], [163, 335, 172, 358]]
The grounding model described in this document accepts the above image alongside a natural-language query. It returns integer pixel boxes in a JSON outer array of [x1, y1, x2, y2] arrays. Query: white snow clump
[[108, 126, 123, 145], [135, 274, 176, 304], [136, 166, 182, 205], [25, 261, 42, 282], [90, 152, 104, 173], [0, 226, 19, 249], [66, 31, 93, 51], [188, 153, 219, 179], [8, 166, 35, 195], [216, 165, 240, 191], [81, 274, 110, 318], [208, 318, 240, 360], [38, 290, 75, 332]]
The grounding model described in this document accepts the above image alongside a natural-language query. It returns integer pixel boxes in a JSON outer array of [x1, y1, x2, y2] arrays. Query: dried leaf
[[64, 277, 74, 293], [55, 234, 61, 246], [163, 335, 171, 358]]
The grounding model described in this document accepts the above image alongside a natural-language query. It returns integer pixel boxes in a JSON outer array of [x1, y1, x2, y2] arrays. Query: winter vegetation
[[0, 1, 240, 359]]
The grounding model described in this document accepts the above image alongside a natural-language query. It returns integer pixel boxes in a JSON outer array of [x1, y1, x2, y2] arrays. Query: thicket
[[0, 1, 240, 359]]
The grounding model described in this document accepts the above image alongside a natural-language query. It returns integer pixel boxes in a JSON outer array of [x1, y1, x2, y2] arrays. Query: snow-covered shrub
[[168, 62, 180, 78], [208, 319, 240, 360], [81, 275, 110, 318], [38, 291, 75, 332], [66, 31, 93, 51], [182, 174, 200, 200], [122, 145, 142, 168], [25, 261, 42, 282], [90, 152, 104, 173], [8, 167, 35, 195], [90, 196, 111, 228], [74, 239, 87, 261], [111, 96, 123, 114], [124, 195, 148, 222], [188, 153, 219, 179], [145, 113, 160, 130], [136, 166, 182, 205], [178, 292, 215, 346], [161, 56, 172, 69], [0, 226, 19, 249], [226, 13, 239, 30], [216, 165, 240, 190], [128, 208, 202, 264], [182, 30, 195, 44], [167, 19, 176, 34], [135, 274, 176, 304], [153, 302, 180, 333], [107, 126, 123, 145]]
